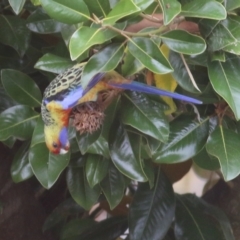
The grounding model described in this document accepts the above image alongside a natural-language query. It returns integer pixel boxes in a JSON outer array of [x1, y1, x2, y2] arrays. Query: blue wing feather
[[56, 73, 105, 109], [109, 81, 202, 104]]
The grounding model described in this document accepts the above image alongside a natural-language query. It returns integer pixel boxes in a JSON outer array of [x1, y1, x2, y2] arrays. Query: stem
[[104, 16, 185, 37], [180, 53, 201, 92], [139, 13, 163, 23]]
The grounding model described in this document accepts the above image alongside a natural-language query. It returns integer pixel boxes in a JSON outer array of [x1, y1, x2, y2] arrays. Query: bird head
[[44, 125, 70, 154]]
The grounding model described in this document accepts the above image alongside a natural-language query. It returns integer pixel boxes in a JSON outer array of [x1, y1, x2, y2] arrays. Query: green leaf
[[40, 0, 90, 24], [109, 121, 148, 182], [67, 165, 101, 210], [208, 54, 240, 120], [121, 92, 169, 142], [128, 37, 173, 74], [76, 129, 102, 155], [9, 0, 26, 14], [29, 118, 70, 188], [83, 0, 111, 18], [175, 194, 227, 240], [0, 15, 30, 57], [43, 198, 85, 232], [169, 51, 202, 94], [76, 217, 128, 240], [103, 0, 141, 25], [206, 126, 240, 181], [60, 219, 96, 240], [0, 87, 18, 112], [11, 141, 33, 182], [2, 137, 16, 148], [181, 0, 226, 20], [61, 24, 78, 46], [69, 26, 118, 60], [129, 168, 175, 240], [226, 0, 240, 11], [133, 0, 154, 10], [153, 116, 209, 163], [34, 53, 74, 74], [1, 69, 42, 107], [161, 30, 206, 55], [222, 16, 240, 55], [81, 43, 125, 88], [0, 105, 39, 141], [27, 8, 66, 34], [87, 135, 110, 158], [121, 50, 144, 76], [156, 0, 181, 25], [199, 198, 235, 240], [100, 163, 126, 209], [199, 19, 235, 52], [85, 154, 109, 188], [193, 147, 220, 171]]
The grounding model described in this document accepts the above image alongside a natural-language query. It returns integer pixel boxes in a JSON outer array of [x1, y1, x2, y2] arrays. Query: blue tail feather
[[109, 81, 202, 104]]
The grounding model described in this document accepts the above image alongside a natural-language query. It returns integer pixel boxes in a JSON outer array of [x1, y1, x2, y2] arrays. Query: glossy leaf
[[83, 0, 111, 18], [208, 54, 240, 120], [34, 53, 74, 74], [0, 105, 39, 141], [2, 137, 16, 148], [76, 129, 102, 155], [153, 116, 209, 163], [156, 0, 181, 25], [121, 50, 144, 76], [199, 197, 235, 240], [76, 217, 128, 240], [199, 19, 235, 52], [69, 26, 118, 60], [0, 87, 18, 112], [1, 69, 42, 107], [109, 121, 148, 182], [40, 0, 90, 24], [222, 16, 240, 55], [121, 92, 169, 142], [29, 118, 70, 188], [27, 8, 66, 34], [0, 15, 30, 57], [61, 24, 78, 46], [206, 126, 240, 181], [181, 0, 226, 20], [100, 163, 126, 209], [175, 194, 227, 240], [11, 141, 33, 182], [85, 154, 109, 188], [161, 30, 206, 55], [103, 0, 140, 25], [129, 168, 175, 240], [9, 0, 26, 14], [81, 43, 125, 88], [226, 0, 240, 11], [67, 166, 101, 210], [169, 51, 201, 94], [128, 37, 173, 74], [60, 219, 96, 240], [193, 147, 220, 171], [43, 198, 85, 232]]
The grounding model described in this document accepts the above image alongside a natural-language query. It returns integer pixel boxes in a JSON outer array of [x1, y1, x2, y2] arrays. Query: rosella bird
[[41, 64, 201, 154]]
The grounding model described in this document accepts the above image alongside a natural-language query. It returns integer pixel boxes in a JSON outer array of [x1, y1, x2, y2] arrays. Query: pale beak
[[59, 141, 70, 155], [59, 148, 69, 154]]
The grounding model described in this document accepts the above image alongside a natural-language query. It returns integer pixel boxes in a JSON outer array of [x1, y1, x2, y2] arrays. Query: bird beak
[[59, 141, 70, 155], [59, 148, 68, 154]]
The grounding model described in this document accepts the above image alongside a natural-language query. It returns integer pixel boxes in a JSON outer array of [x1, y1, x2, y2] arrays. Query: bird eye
[[52, 142, 58, 148]]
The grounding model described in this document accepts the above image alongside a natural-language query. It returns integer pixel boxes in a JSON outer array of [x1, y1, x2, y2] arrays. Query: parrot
[[41, 64, 202, 154]]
